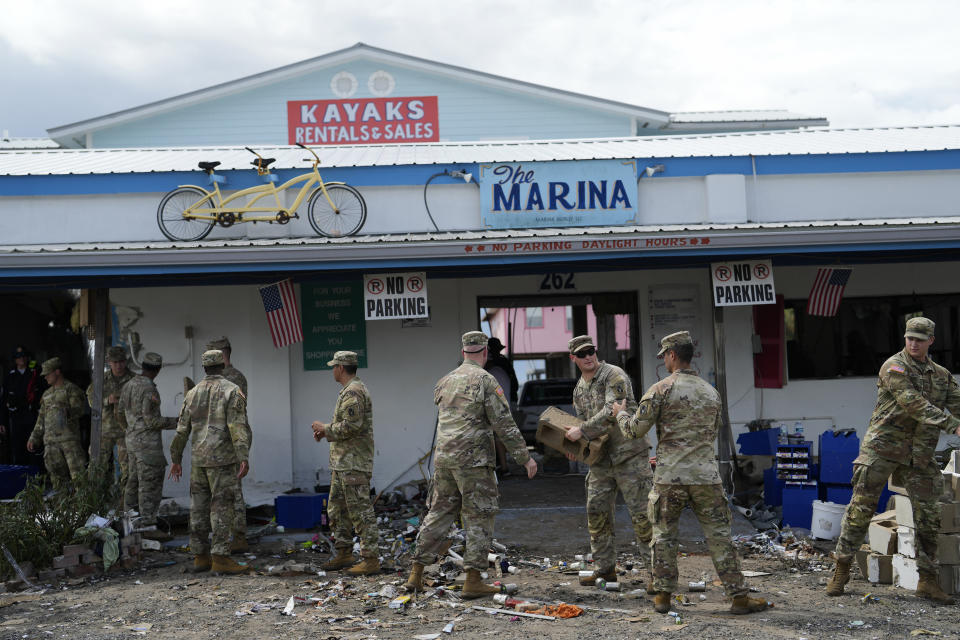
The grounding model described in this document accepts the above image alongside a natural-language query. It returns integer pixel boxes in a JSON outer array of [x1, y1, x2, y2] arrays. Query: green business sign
[[301, 279, 368, 370]]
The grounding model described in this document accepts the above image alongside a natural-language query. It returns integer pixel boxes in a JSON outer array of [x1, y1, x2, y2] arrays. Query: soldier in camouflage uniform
[[613, 331, 767, 615], [87, 346, 135, 487], [827, 317, 960, 603], [206, 337, 251, 553], [311, 351, 380, 575], [27, 357, 87, 484], [118, 352, 176, 534], [403, 331, 539, 598], [562, 335, 653, 588], [170, 350, 251, 575]]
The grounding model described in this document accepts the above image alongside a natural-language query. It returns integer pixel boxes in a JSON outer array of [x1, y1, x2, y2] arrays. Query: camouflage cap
[[141, 352, 163, 368], [568, 335, 596, 355], [40, 357, 61, 376], [106, 346, 127, 362], [205, 336, 231, 351], [201, 349, 224, 367], [327, 350, 359, 367], [905, 316, 935, 340], [462, 331, 488, 353], [657, 330, 693, 357]]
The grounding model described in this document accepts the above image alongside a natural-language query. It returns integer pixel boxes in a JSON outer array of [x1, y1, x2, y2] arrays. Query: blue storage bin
[[782, 481, 818, 528], [0, 465, 40, 499], [275, 493, 328, 529], [819, 430, 859, 484], [737, 427, 781, 455], [763, 466, 785, 507]]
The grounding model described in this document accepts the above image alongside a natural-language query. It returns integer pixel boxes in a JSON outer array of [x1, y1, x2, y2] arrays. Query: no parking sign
[[363, 272, 429, 320], [711, 260, 776, 307]]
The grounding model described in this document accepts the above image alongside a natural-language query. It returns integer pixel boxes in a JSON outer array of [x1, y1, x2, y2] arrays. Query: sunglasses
[[574, 347, 596, 357]]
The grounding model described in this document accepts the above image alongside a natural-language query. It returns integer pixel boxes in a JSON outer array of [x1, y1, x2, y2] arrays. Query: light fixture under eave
[[447, 169, 473, 183], [644, 164, 665, 177]]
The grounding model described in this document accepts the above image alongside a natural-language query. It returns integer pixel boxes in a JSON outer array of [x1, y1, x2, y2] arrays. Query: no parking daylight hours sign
[[363, 272, 429, 320], [711, 260, 776, 306]]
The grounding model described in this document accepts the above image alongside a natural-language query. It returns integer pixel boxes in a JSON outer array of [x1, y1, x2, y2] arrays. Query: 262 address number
[[539, 273, 575, 290]]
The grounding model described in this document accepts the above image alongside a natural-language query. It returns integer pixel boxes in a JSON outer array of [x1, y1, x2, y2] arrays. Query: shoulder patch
[[495, 386, 504, 397], [887, 364, 906, 374]]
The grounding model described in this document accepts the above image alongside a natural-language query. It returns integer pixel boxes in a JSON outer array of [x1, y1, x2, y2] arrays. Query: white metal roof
[[2, 125, 959, 177], [0, 137, 60, 150], [669, 109, 826, 123]]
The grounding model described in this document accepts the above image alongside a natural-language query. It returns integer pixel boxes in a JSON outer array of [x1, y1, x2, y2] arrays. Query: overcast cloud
[[2, 0, 959, 138]]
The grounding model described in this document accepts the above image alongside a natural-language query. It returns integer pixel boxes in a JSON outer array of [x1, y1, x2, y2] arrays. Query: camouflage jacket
[[856, 349, 960, 467], [171, 375, 251, 467], [86, 369, 135, 438], [326, 376, 374, 473], [618, 368, 722, 484], [434, 360, 530, 469], [119, 374, 175, 466], [573, 362, 647, 467], [28, 380, 86, 446], [222, 365, 248, 396]]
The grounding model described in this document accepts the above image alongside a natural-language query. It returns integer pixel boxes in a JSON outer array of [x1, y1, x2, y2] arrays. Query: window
[[784, 293, 960, 379], [526, 307, 543, 328], [565, 306, 573, 332]]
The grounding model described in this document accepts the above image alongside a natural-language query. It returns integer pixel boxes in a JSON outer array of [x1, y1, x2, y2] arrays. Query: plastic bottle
[[794, 421, 804, 438], [492, 594, 524, 608]]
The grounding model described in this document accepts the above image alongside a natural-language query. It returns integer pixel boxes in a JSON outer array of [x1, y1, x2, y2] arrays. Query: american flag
[[806, 267, 852, 317], [259, 279, 304, 348]]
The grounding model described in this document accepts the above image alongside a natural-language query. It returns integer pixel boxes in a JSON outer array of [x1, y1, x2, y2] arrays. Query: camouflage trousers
[[124, 450, 165, 525], [586, 455, 654, 573], [413, 466, 498, 571], [93, 432, 127, 489], [649, 483, 747, 597], [43, 440, 87, 485], [328, 470, 380, 558], [190, 463, 238, 557], [835, 459, 940, 574], [234, 477, 247, 538]]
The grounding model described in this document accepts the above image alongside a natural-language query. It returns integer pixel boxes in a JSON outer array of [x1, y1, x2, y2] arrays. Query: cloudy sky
[[2, 0, 959, 138]]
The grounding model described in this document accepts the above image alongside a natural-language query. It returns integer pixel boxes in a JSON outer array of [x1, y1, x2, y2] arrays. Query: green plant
[[0, 465, 121, 580]]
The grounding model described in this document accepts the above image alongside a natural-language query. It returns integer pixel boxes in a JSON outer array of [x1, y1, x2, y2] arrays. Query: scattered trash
[[281, 596, 296, 616], [388, 595, 411, 609], [861, 593, 879, 603], [471, 605, 556, 620], [688, 581, 706, 592], [910, 631, 942, 637], [848, 620, 865, 628], [527, 603, 583, 618]]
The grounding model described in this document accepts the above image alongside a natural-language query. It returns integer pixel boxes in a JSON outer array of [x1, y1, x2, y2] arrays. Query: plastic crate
[[822, 483, 853, 505], [0, 465, 40, 499], [819, 430, 859, 484], [763, 466, 785, 507], [274, 493, 328, 529], [737, 427, 781, 455], [782, 481, 818, 528]]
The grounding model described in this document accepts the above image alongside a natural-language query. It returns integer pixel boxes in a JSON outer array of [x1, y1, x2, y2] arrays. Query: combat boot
[[346, 557, 381, 576], [917, 573, 954, 604], [653, 592, 672, 614], [211, 555, 248, 575], [646, 571, 657, 595], [461, 569, 500, 599], [190, 554, 211, 573], [825, 557, 851, 596], [322, 547, 354, 571], [579, 570, 617, 586], [730, 594, 769, 614], [401, 562, 425, 593], [230, 536, 249, 554]]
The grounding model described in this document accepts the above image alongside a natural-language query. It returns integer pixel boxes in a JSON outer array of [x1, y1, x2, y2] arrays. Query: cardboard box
[[536, 407, 608, 465], [939, 564, 960, 595], [888, 475, 908, 496], [897, 525, 917, 558], [895, 497, 960, 532], [937, 534, 960, 564], [868, 519, 898, 555], [868, 553, 893, 583], [892, 553, 920, 590]]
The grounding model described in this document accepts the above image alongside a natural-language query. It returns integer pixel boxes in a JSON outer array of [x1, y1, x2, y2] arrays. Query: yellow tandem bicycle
[[157, 143, 367, 241]]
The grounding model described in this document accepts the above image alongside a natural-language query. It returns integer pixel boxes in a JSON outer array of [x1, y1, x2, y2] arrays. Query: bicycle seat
[[198, 161, 221, 171], [251, 158, 275, 169]]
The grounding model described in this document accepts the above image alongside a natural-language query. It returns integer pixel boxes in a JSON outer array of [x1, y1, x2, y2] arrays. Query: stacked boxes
[[818, 430, 858, 505]]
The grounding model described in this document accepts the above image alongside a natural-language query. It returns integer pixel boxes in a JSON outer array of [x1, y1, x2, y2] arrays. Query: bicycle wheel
[[307, 184, 367, 237], [157, 186, 216, 241]]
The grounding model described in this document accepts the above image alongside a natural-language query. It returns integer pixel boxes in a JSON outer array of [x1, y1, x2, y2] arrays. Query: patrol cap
[[40, 357, 61, 376], [141, 352, 163, 368], [568, 335, 596, 355], [657, 330, 693, 357], [327, 350, 359, 367], [106, 346, 127, 362], [205, 336, 231, 351], [11, 345, 28, 360], [201, 350, 224, 367], [462, 331, 488, 353], [905, 316, 935, 340]]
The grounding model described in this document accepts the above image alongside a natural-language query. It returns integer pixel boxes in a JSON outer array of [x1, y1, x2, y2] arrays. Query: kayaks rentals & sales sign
[[478, 159, 638, 229], [288, 97, 439, 145]]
